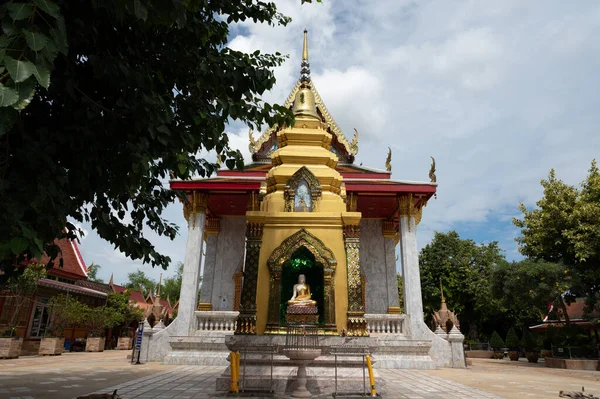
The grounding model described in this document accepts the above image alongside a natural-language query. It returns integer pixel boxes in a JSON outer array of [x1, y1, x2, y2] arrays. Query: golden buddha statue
[[287, 274, 317, 306]]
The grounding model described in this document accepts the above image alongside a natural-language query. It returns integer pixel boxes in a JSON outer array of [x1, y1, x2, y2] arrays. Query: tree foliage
[[3, 262, 46, 327], [125, 269, 156, 297], [489, 331, 504, 350], [419, 231, 505, 339], [0, 0, 294, 272], [86, 263, 104, 283], [161, 262, 183, 302], [106, 291, 143, 327], [513, 160, 600, 315], [47, 294, 87, 336], [491, 259, 568, 329]]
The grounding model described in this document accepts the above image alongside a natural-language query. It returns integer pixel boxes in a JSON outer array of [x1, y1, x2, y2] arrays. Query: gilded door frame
[[265, 228, 337, 333]]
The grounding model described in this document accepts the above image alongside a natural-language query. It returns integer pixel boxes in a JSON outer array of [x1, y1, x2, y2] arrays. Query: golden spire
[[302, 29, 309, 61], [300, 30, 311, 85], [440, 278, 445, 303], [157, 273, 162, 299]]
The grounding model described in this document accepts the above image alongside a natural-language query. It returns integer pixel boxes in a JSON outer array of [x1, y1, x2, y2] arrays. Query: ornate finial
[[216, 153, 223, 167], [385, 147, 392, 172], [429, 156, 436, 183], [109, 273, 114, 287], [157, 273, 162, 299], [440, 278, 445, 303], [302, 29, 309, 61], [169, 171, 175, 180], [248, 128, 257, 154], [300, 30, 311, 84], [350, 128, 359, 155]]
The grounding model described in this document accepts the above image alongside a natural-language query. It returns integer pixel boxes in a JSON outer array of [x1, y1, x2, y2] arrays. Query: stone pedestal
[[285, 304, 318, 324]]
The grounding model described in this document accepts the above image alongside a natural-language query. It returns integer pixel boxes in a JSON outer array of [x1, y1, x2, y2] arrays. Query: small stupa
[[432, 280, 460, 333]]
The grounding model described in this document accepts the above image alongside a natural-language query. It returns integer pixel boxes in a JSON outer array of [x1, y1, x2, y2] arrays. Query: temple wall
[[211, 217, 246, 311], [360, 219, 388, 314]]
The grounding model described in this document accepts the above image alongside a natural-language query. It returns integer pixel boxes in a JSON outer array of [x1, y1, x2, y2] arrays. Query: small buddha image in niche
[[294, 179, 312, 212], [287, 274, 316, 306]]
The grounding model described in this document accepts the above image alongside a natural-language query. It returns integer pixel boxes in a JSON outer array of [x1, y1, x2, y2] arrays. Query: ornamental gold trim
[[182, 191, 208, 228], [267, 228, 337, 273]]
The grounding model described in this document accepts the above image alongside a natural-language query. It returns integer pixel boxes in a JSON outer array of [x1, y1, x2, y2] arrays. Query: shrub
[[490, 331, 505, 350], [521, 329, 538, 352], [505, 327, 520, 350], [47, 295, 87, 337]]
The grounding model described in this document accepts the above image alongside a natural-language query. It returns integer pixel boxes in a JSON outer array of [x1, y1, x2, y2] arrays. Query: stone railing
[[195, 311, 239, 333], [364, 313, 405, 335]]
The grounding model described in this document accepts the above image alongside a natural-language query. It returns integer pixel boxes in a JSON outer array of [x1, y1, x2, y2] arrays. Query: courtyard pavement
[[1, 352, 599, 399]]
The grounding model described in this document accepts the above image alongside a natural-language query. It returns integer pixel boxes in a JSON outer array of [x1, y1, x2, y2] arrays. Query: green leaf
[[7, 3, 33, 20], [10, 237, 29, 255], [23, 30, 50, 51], [0, 83, 19, 106], [134, 0, 148, 21], [4, 56, 36, 83], [14, 78, 36, 110], [0, 107, 18, 134], [32, 64, 50, 88], [49, 16, 68, 55], [33, 0, 61, 19]]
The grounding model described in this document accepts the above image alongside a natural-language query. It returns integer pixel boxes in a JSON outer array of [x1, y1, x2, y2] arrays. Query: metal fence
[[330, 344, 372, 397], [464, 342, 490, 351]]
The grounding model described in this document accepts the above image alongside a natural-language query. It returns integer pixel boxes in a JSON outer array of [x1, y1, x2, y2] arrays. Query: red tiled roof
[[38, 278, 106, 299], [38, 239, 88, 280]]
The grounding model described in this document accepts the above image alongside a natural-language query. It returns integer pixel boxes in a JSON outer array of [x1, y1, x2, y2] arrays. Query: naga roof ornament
[[248, 30, 359, 159]]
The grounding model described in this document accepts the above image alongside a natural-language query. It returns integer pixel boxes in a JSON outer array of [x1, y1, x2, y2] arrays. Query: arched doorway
[[266, 229, 337, 333], [279, 247, 325, 325]]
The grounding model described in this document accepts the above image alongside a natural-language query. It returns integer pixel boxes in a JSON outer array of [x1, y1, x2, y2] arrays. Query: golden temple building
[[140, 32, 465, 387]]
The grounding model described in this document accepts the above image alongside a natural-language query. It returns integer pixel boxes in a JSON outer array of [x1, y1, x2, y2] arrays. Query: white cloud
[[79, 0, 600, 280]]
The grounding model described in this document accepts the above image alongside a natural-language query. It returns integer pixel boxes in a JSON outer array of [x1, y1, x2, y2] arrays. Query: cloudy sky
[[77, 0, 600, 285]]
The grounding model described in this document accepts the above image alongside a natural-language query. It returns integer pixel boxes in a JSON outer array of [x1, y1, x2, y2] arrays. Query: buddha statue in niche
[[287, 274, 317, 306]]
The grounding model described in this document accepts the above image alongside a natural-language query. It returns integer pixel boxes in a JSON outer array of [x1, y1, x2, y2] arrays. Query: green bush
[[490, 331, 505, 350], [521, 329, 538, 352], [505, 327, 520, 350]]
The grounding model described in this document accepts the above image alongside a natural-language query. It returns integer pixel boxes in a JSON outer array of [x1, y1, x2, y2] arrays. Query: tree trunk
[[558, 296, 571, 325]]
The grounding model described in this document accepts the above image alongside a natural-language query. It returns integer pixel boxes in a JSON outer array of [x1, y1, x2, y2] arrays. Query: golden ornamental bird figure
[[350, 128, 359, 155], [385, 147, 392, 172], [248, 128, 257, 154], [429, 156, 437, 183]]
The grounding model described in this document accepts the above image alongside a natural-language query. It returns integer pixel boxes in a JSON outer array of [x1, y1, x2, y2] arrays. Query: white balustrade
[[195, 311, 239, 333], [364, 313, 405, 335]]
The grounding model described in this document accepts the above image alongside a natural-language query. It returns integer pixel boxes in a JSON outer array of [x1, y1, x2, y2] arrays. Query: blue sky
[[76, 0, 600, 285]]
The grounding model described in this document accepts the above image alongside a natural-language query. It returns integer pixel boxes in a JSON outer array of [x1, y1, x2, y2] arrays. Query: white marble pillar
[[383, 236, 400, 310], [177, 208, 206, 335], [199, 232, 218, 306], [398, 214, 424, 326]]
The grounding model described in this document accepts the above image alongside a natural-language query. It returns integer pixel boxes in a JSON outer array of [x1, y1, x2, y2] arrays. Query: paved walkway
[[1, 352, 599, 399]]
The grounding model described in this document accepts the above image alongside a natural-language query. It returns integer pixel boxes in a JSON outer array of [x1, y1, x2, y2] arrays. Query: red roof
[[37, 239, 88, 280], [38, 278, 106, 299]]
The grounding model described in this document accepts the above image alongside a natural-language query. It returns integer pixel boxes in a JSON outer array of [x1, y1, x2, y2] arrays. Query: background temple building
[[140, 32, 464, 380]]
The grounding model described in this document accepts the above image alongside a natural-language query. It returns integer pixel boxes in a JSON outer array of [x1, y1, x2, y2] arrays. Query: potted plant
[[85, 305, 122, 352], [0, 264, 46, 358], [521, 328, 539, 363], [40, 295, 84, 356], [490, 331, 505, 359], [0, 327, 22, 359], [106, 291, 143, 350], [505, 327, 520, 361]]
